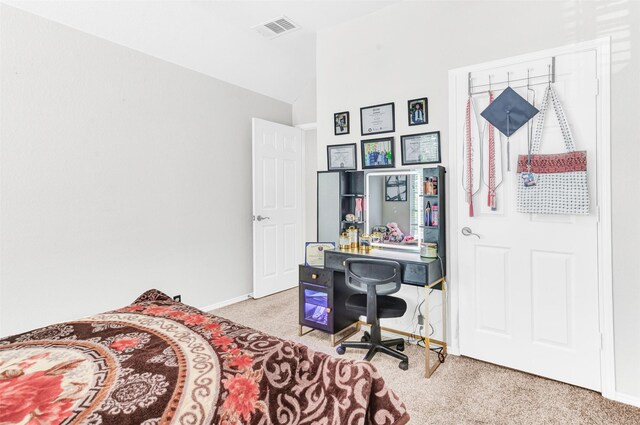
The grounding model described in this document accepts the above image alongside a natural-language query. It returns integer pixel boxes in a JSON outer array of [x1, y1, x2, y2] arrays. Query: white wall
[[303, 129, 318, 241], [0, 5, 292, 337], [293, 78, 317, 126], [316, 1, 640, 400], [293, 77, 318, 242]]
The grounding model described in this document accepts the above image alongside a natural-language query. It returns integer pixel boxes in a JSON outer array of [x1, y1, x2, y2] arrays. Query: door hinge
[[595, 78, 599, 96], [600, 332, 604, 350]]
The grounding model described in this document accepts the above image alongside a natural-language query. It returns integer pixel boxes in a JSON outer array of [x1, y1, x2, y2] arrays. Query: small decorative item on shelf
[[339, 232, 351, 250], [347, 226, 359, 249], [355, 198, 364, 221], [425, 201, 432, 226], [423, 176, 439, 196], [420, 242, 438, 258], [359, 234, 372, 253], [431, 205, 439, 227], [345, 213, 356, 222]]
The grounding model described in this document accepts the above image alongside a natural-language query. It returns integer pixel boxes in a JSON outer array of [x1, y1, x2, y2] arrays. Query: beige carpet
[[212, 288, 640, 425]]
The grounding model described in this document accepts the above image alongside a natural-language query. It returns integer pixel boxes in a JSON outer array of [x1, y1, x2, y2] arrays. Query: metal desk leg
[[424, 279, 447, 378]]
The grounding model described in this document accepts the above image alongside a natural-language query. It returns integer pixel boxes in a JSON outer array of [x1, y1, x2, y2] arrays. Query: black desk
[[324, 248, 444, 288], [323, 248, 447, 378]]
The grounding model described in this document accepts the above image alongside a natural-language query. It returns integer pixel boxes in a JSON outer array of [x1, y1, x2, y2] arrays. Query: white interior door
[[252, 118, 304, 298], [453, 50, 601, 390]]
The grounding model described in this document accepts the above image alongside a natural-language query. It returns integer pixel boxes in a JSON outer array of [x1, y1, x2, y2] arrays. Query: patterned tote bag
[[516, 85, 589, 214]]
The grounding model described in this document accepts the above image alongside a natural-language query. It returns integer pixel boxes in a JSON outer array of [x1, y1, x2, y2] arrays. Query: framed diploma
[[360, 102, 395, 136], [400, 131, 441, 165], [305, 242, 335, 267], [327, 143, 356, 171]]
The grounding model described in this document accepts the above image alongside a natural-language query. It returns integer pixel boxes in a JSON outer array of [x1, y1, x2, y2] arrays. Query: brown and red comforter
[[0, 289, 409, 424]]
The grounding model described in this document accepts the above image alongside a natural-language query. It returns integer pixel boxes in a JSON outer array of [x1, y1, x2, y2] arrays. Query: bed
[[0, 289, 409, 424]]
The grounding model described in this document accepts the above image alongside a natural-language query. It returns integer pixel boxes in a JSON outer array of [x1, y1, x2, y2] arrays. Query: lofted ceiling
[[3, 0, 400, 104]]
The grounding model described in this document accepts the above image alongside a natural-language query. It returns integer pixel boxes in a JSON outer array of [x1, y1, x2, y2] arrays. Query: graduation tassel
[[465, 96, 474, 217], [487, 90, 497, 210]]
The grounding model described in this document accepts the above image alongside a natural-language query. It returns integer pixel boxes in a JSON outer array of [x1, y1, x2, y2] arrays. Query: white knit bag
[[516, 86, 589, 215]]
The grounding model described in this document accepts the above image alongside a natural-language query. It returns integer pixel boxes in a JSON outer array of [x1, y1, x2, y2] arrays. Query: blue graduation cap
[[480, 87, 539, 137]]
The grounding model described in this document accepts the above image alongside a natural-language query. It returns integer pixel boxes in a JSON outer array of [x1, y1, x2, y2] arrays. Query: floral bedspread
[[0, 289, 409, 424]]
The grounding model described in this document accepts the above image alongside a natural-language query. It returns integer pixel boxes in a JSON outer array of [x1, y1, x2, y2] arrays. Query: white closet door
[[454, 50, 601, 390]]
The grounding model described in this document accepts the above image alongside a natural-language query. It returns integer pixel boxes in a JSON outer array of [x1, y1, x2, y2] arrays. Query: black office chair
[[336, 258, 409, 370]]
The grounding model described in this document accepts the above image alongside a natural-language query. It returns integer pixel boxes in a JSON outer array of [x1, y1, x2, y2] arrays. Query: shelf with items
[[340, 171, 366, 235], [421, 166, 446, 276]]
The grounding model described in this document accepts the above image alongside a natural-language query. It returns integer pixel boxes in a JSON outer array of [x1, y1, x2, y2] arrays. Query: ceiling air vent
[[253, 16, 299, 40]]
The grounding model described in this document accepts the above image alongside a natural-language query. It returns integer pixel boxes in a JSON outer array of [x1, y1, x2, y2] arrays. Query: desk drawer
[[324, 252, 349, 271], [299, 266, 332, 287], [403, 263, 427, 285]]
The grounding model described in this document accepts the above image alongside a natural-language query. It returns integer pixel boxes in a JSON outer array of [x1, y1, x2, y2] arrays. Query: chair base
[[337, 336, 409, 370]]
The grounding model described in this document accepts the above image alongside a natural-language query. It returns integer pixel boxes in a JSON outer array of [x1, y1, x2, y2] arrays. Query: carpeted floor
[[212, 288, 640, 425]]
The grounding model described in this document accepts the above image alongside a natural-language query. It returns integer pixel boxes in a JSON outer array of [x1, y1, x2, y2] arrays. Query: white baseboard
[[614, 392, 640, 408], [200, 293, 253, 312]]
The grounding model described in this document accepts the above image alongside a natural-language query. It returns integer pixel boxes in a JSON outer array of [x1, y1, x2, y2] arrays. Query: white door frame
[[447, 38, 614, 398]]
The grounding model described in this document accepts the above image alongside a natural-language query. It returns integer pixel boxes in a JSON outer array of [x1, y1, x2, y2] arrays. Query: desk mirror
[[365, 170, 421, 251]]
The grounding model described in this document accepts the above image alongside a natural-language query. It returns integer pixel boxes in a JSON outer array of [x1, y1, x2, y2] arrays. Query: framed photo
[[401, 131, 441, 165], [334, 111, 350, 135], [360, 102, 395, 136], [327, 143, 356, 171], [408, 97, 428, 126], [385, 175, 407, 201], [305, 242, 335, 266], [361, 137, 395, 169]]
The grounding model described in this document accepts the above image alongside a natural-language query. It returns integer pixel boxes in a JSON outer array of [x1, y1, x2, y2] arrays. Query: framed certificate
[[305, 242, 336, 267], [360, 102, 395, 136], [327, 143, 356, 171], [401, 131, 441, 165]]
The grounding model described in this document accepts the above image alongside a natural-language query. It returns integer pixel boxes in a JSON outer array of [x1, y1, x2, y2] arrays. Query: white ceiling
[[4, 0, 399, 104]]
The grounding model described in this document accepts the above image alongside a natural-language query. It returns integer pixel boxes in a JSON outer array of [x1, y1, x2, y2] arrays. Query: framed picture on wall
[[360, 102, 395, 136], [408, 97, 428, 126], [327, 143, 357, 171], [334, 111, 350, 135], [385, 175, 408, 201], [361, 137, 395, 169], [401, 131, 441, 165]]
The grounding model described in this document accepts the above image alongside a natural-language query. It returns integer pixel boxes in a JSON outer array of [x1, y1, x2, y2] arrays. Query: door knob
[[461, 227, 480, 239], [254, 215, 271, 222]]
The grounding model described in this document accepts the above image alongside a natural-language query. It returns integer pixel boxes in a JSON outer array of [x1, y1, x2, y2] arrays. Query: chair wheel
[[399, 360, 409, 371], [336, 345, 346, 355], [361, 331, 371, 342], [396, 344, 405, 352]]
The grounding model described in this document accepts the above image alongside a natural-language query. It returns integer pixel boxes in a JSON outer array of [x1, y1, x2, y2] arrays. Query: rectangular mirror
[[365, 170, 421, 251]]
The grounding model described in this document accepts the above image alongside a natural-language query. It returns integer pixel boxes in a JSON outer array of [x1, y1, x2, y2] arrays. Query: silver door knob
[[461, 227, 480, 239], [255, 215, 271, 222]]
